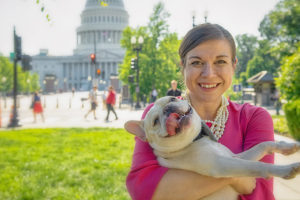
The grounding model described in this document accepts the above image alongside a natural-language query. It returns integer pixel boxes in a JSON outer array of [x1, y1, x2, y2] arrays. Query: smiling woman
[[183, 39, 236, 108], [126, 23, 275, 200]]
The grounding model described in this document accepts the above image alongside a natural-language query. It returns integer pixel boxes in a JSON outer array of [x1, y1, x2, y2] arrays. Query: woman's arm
[[152, 169, 238, 200], [126, 136, 255, 200]]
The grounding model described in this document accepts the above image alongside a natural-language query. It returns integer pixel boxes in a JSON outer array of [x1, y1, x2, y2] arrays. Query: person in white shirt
[[84, 86, 98, 120], [151, 88, 158, 103]]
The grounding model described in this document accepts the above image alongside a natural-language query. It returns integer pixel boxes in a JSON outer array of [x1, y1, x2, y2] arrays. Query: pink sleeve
[[240, 106, 275, 200], [126, 104, 168, 200]]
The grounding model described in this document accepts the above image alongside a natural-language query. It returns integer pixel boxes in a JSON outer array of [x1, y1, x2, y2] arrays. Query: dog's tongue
[[166, 113, 180, 136]]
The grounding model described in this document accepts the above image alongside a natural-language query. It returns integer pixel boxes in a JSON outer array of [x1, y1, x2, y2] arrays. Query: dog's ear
[[201, 121, 217, 142], [124, 120, 147, 141]]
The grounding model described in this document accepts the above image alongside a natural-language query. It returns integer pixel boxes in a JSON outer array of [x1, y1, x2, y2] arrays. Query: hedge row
[[284, 99, 300, 141]]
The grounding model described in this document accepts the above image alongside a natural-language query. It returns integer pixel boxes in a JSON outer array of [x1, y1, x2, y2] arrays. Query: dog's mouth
[[165, 106, 192, 137]]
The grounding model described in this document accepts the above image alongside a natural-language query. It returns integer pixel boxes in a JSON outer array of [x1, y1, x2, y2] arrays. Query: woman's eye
[[191, 61, 203, 66], [216, 60, 227, 65], [154, 118, 159, 126]]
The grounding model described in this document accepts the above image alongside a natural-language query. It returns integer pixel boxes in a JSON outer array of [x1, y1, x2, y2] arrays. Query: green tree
[[276, 45, 300, 140], [246, 0, 299, 81], [257, 0, 300, 140], [119, 2, 181, 101], [259, 0, 300, 46], [0, 56, 13, 93], [0, 56, 40, 94], [246, 39, 280, 78], [276, 44, 300, 101], [235, 34, 258, 84]]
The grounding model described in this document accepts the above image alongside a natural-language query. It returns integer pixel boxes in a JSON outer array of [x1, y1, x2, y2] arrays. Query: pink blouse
[[126, 101, 275, 200]]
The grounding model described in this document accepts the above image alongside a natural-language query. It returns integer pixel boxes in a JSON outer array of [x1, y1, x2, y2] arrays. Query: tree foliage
[[119, 2, 181, 101], [283, 99, 300, 140], [246, 39, 280, 78], [275, 45, 300, 101], [0, 56, 40, 94], [259, 0, 300, 45], [235, 34, 258, 83], [245, 0, 299, 81]]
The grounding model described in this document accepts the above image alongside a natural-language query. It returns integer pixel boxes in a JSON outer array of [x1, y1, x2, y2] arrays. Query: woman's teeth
[[200, 84, 217, 88]]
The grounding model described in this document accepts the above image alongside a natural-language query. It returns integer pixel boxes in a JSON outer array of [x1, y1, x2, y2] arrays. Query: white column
[[108, 62, 111, 79], [118, 31, 121, 43], [98, 31, 101, 43], [104, 63, 107, 80], [73, 63, 76, 81]]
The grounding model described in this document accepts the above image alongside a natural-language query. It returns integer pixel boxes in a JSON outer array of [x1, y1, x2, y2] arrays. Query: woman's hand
[[230, 177, 256, 195]]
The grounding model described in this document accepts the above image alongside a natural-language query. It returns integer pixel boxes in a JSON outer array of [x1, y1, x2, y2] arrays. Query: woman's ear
[[180, 60, 185, 76], [233, 57, 238, 72], [180, 60, 184, 67]]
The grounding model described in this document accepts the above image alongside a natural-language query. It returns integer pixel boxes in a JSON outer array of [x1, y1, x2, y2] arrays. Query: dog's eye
[[153, 117, 159, 126], [170, 97, 176, 102]]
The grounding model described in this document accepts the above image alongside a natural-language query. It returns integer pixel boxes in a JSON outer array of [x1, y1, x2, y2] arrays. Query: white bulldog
[[125, 96, 300, 200]]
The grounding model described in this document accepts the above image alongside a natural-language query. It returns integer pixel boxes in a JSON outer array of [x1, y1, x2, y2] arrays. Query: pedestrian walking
[[84, 86, 98, 120], [166, 80, 182, 97], [105, 85, 118, 121], [151, 87, 158, 103], [31, 91, 45, 123]]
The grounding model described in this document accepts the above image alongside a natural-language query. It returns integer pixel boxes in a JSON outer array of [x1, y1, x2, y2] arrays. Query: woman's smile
[[198, 83, 221, 89]]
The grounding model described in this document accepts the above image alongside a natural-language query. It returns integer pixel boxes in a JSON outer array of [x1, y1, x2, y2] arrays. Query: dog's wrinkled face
[[125, 96, 203, 153]]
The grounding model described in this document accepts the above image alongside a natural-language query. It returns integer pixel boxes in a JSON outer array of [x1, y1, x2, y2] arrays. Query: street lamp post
[[2, 77, 7, 109], [8, 27, 22, 127], [204, 10, 208, 23], [131, 36, 144, 109], [192, 10, 196, 28]]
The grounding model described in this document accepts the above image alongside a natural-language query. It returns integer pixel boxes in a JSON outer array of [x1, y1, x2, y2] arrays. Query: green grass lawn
[[0, 128, 135, 200]]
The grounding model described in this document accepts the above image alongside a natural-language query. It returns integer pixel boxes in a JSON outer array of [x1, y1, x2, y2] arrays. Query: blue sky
[[0, 0, 279, 56]]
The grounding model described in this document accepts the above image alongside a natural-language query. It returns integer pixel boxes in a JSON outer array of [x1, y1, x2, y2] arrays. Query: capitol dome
[[32, 0, 128, 92], [74, 0, 129, 55]]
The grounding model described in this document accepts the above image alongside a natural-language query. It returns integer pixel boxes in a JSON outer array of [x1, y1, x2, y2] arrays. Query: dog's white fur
[[125, 96, 300, 200]]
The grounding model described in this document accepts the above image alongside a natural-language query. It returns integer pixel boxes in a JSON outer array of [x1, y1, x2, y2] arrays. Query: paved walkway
[[0, 93, 299, 199]]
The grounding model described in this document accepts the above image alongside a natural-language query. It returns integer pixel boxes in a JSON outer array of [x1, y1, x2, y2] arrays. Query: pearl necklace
[[203, 96, 229, 141], [186, 95, 229, 141]]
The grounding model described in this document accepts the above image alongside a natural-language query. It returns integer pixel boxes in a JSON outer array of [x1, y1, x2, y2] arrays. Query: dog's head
[[125, 96, 215, 153]]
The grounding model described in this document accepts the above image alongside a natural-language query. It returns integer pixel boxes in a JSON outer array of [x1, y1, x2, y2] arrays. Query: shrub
[[283, 100, 300, 141], [276, 45, 300, 101], [272, 115, 289, 136]]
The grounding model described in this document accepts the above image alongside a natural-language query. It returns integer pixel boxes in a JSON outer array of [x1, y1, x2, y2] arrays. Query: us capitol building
[[31, 0, 129, 92]]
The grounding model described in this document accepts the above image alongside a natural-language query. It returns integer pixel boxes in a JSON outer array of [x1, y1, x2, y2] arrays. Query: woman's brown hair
[[179, 23, 236, 66]]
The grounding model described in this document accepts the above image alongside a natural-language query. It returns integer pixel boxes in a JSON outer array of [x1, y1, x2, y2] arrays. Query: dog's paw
[[283, 163, 300, 179], [276, 141, 300, 155]]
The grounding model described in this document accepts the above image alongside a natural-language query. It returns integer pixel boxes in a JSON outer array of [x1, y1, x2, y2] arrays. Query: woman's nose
[[201, 63, 215, 77]]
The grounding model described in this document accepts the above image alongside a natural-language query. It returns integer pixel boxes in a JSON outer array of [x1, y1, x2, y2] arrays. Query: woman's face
[[183, 39, 236, 103]]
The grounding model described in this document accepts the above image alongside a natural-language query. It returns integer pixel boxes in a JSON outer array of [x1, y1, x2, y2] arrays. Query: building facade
[[31, 0, 129, 92]]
